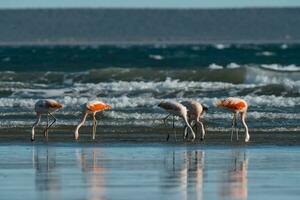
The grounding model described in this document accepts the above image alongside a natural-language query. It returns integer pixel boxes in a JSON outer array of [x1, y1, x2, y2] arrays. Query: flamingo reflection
[[163, 150, 205, 200], [32, 146, 61, 199], [76, 148, 107, 200], [220, 151, 248, 200]]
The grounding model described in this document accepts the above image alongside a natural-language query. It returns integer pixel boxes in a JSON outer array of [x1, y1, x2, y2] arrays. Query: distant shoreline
[[1, 7, 300, 45], [0, 40, 300, 47], [1, 7, 300, 11]]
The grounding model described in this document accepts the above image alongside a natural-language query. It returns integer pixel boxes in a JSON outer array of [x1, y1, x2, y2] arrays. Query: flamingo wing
[[216, 98, 247, 111], [45, 99, 63, 109], [87, 101, 112, 112]]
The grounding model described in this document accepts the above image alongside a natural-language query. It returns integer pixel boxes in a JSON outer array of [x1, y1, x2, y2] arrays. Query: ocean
[[0, 43, 299, 138]]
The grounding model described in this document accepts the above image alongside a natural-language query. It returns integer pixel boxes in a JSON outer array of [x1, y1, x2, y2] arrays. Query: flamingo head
[[202, 104, 209, 111], [105, 104, 112, 110]]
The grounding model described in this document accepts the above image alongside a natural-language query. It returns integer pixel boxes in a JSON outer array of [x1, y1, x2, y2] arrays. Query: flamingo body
[[216, 97, 247, 113], [31, 99, 63, 141], [86, 100, 112, 113], [215, 97, 250, 142], [75, 100, 112, 140], [181, 100, 207, 140], [158, 101, 196, 141], [35, 99, 63, 113], [181, 100, 207, 120], [158, 101, 188, 117]]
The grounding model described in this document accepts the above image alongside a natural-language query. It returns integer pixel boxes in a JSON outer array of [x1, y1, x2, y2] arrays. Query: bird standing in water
[[31, 99, 63, 141], [181, 100, 208, 141], [215, 97, 250, 142], [75, 100, 112, 140], [158, 101, 196, 141]]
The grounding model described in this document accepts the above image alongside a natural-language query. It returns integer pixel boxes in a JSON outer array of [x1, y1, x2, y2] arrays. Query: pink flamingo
[[31, 99, 63, 141], [75, 100, 112, 140], [158, 101, 196, 141], [181, 100, 208, 141], [215, 97, 250, 142]]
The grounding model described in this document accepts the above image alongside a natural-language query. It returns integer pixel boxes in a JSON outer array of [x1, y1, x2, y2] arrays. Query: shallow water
[[0, 144, 300, 200]]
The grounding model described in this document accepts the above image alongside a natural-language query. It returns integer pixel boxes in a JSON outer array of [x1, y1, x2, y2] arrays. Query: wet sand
[[0, 126, 300, 145]]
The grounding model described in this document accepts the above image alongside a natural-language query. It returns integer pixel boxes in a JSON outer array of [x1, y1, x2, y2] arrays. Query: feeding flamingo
[[181, 100, 208, 141], [158, 101, 196, 141], [31, 99, 63, 141], [215, 97, 250, 142], [75, 100, 112, 140]]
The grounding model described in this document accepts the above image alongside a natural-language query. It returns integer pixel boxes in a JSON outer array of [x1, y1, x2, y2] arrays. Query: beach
[[0, 127, 300, 146], [0, 43, 299, 199]]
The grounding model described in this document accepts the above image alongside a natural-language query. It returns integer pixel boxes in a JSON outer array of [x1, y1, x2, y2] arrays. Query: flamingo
[[75, 100, 112, 140], [158, 101, 196, 141], [31, 99, 63, 141], [215, 97, 250, 142], [181, 100, 208, 141]]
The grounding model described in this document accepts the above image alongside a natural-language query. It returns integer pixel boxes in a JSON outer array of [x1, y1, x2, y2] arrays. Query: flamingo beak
[[106, 104, 112, 110]]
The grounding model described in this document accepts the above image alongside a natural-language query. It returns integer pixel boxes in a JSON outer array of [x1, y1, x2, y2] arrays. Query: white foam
[[246, 66, 300, 93], [214, 44, 229, 50], [208, 63, 223, 69], [11, 88, 67, 98], [249, 112, 300, 120], [256, 51, 275, 56], [1, 109, 300, 128], [226, 63, 241, 69], [149, 54, 164, 60], [260, 64, 300, 72], [244, 95, 300, 107], [0, 93, 299, 112], [72, 78, 256, 94], [280, 44, 288, 49]]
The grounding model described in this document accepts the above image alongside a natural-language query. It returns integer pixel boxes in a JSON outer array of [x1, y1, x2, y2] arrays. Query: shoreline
[[0, 126, 299, 146]]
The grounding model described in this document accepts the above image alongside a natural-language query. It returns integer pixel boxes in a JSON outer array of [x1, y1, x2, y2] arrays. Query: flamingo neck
[[197, 119, 205, 139], [183, 115, 196, 140], [31, 114, 41, 140], [241, 112, 250, 142], [75, 112, 88, 139]]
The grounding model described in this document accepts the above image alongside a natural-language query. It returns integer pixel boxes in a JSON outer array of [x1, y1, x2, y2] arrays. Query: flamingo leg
[[173, 115, 177, 142], [197, 120, 205, 141], [231, 113, 237, 142], [236, 119, 239, 141], [164, 114, 171, 141], [163, 114, 171, 126], [183, 125, 188, 140], [92, 113, 97, 140], [45, 114, 49, 141], [43, 113, 56, 139], [166, 133, 170, 141], [195, 121, 198, 136]]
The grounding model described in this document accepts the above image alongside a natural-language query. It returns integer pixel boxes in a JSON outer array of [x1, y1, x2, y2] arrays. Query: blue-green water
[[0, 44, 299, 132], [0, 44, 299, 199], [0, 144, 300, 200]]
